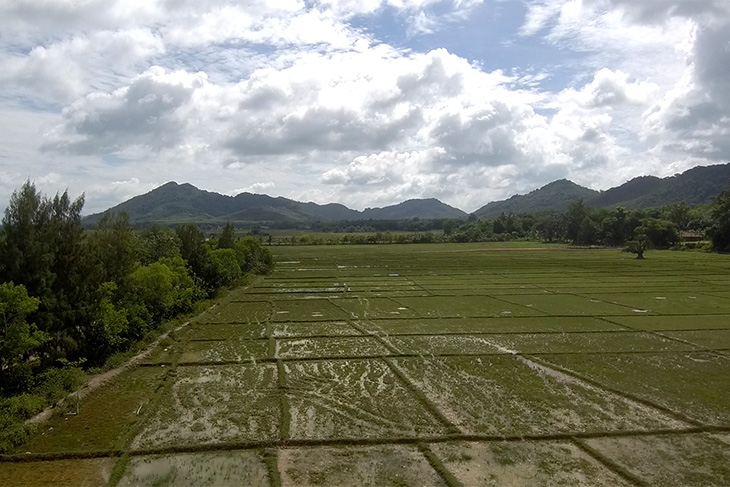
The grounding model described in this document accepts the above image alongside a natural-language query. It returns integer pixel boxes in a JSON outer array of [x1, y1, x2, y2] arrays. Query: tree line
[[267, 184, 730, 252], [0, 182, 273, 450], [442, 200, 688, 248], [442, 191, 730, 253]]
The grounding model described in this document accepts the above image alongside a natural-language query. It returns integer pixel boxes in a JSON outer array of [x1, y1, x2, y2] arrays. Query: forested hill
[[474, 179, 599, 218], [474, 163, 730, 218], [83, 182, 467, 226], [590, 163, 730, 209], [83, 163, 730, 226]]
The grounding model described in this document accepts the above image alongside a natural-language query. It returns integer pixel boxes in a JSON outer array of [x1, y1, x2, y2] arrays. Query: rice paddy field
[[3, 242, 730, 486]]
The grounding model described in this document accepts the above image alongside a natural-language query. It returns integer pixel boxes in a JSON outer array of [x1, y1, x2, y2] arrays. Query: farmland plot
[[285, 359, 452, 439], [271, 299, 350, 322], [117, 450, 270, 486], [188, 322, 268, 340], [359, 316, 625, 335], [393, 355, 686, 435], [202, 301, 272, 323], [21, 367, 164, 454], [537, 352, 730, 425], [132, 364, 279, 449], [0, 458, 115, 487], [279, 445, 446, 486], [272, 320, 361, 337], [276, 337, 390, 359], [582, 434, 730, 487], [7, 243, 730, 486], [430, 440, 632, 486], [178, 338, 270, 364]]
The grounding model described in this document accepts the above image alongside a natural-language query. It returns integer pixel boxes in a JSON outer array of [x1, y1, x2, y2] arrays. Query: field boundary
[[4, 426, 729, 464]]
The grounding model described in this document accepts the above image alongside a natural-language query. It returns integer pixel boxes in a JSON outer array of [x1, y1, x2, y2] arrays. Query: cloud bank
[[0, 0, 728, 213]]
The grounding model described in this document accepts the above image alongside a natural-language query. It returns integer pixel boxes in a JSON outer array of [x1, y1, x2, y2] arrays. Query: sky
[[1, 0, 729, 214]]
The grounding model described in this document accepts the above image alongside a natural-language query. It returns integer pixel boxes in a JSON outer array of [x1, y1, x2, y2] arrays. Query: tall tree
[[0, 283, 48, 395], [176, 223, 217, 294], [710, 183, 730, 251], [139, 225, 182, 264], [0, 183, 88, 360], [565, 199, 590, 243], [0, 182, 53, 301], [218, 222, 236, 249], [86, 212, 139, 289]]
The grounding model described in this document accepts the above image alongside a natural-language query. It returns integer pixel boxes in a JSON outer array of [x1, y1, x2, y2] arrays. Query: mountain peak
[[82, 163, 730, 226], [474, 179, 599, 218]]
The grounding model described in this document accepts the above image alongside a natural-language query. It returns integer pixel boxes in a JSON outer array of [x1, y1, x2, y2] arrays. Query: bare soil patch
[[584, 433, 730, 486], [430, 440, 632, 486], [279, 444, 445, 486], [118, 450, 269, 486], [0, 458, 114, 487]]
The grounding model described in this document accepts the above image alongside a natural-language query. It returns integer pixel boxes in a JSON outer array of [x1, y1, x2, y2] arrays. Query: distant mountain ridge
[[83, 182, 468, 226], [474, 163, 730, 218], [84, 163, 730, 226], [473, 179, 599, 218]]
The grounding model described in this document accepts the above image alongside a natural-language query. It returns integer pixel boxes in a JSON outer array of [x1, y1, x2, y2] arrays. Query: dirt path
[[27, 305, 216, 425]]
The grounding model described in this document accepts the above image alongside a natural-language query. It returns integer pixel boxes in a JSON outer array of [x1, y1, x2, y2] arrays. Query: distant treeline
[[443, 200, 695, 248], [268, 186, 730, 251], [0, 182, 273, 451]]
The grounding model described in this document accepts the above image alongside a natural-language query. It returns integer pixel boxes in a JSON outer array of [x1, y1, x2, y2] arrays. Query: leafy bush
[[210, 248, 242, 287], [0, 282, 48, 395], [234, 238, 274, 275], [32, 362, 85, 404]]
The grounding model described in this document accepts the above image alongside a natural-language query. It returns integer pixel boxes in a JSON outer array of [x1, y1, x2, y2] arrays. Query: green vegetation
[[80, 164, 730, 230], [583, 434, 730, 487], [3, 239, 730, 485], [710, 183, 730, 251], [0, 182, 274, 453]]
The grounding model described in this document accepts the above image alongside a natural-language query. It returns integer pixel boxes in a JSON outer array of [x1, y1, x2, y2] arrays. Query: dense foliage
[[438, 200, 704, 250], [274, 200, 711, 250], [0, 182, 274, 450], [709, 184, 730, 252]]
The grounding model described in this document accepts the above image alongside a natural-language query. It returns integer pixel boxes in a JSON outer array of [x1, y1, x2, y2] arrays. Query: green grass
[[271, 300, 350, 322], [116, 450, 270, 486], [187, 322, 268, 340], [8, 243, 730, 486], [358, 317, 626, 335], [284, 359, 451, 440], [393, 355, 683, 435], [176, 338, 270, 363], [18, 367, 164, 454], [271, 321, 361, 337], [131, 364, 280, 450], [200, 301, 272, 323], [276, 337, 390, 359], [583, 434, 730, 487], [536, 352, 730, 425], [430, 440, 632, 486]]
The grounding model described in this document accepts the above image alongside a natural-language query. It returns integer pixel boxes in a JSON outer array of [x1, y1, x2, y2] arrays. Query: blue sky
[[1, 0, 729, 214]]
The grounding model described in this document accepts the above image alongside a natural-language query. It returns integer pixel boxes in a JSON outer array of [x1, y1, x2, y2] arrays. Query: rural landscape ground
[[2, 243, 730, 486]]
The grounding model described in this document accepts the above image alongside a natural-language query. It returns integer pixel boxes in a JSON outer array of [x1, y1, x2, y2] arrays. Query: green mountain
[[83, 182, 466, 226], [474, 179, 599, 218], [473, 163, 730, 217], [361, 198, 467, 220], [591, 164, 730, 209], [83, 163, 730, 227]]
